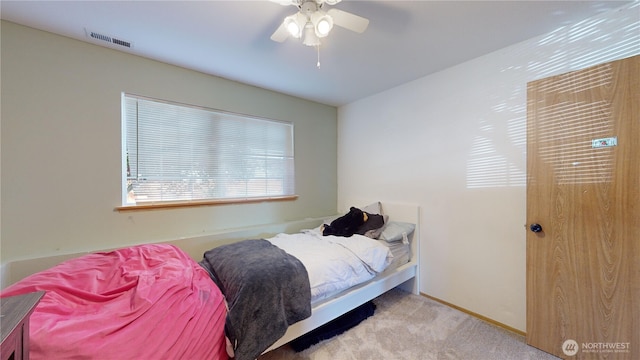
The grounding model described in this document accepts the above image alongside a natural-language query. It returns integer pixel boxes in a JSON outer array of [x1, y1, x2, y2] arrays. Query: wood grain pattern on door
[[526, 55, 639, 359]]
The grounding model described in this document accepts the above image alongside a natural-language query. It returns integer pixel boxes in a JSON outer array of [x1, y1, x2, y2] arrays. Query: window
[[122, 94, 295, 207]]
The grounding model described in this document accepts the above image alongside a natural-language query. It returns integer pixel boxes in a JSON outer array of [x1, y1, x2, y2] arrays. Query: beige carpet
[[258, 289, 559, 360]]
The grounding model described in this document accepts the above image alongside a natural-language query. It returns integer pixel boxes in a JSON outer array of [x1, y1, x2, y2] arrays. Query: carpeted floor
[[258, 288, 560, 360]]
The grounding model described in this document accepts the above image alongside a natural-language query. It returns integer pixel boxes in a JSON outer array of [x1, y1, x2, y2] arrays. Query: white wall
[[0, 21, 338, 281], [337, 3, 639, 332]]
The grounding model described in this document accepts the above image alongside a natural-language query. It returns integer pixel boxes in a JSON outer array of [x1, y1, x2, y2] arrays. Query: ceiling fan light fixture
[[303, 24, 321, 46], [284, 13, 304, 38], [313, 12, 333, 37], [269, 0, 369, 68], [287, 22, 300, 37]]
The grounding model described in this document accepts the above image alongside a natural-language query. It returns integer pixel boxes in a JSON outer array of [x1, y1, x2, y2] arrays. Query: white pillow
[[361, 201, 382, 215], [379, 221, 416, 243], [360, 201, 389, 238]]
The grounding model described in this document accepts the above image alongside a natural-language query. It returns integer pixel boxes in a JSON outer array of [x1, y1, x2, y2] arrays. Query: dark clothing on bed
[[322, 206, 366, 237], [323, 206, 385, 237], [199, 239, 311, 360]]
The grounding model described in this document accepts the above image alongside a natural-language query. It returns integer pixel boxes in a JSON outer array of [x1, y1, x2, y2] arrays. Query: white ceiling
[[1, 0, 631, 106]]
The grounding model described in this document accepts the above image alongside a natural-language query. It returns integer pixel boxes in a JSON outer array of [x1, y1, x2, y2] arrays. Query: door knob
[[530, 223, 543, 233]]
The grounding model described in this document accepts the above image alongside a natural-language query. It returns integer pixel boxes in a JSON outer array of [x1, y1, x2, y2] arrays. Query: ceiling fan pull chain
[[316, 45, 321, 68]]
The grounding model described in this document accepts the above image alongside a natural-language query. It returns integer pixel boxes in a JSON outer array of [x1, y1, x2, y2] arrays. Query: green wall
[[0, 20, 337, 263]]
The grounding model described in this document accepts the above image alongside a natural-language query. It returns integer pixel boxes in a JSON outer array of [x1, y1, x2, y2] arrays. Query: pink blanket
[[1, 244, 228, 360]]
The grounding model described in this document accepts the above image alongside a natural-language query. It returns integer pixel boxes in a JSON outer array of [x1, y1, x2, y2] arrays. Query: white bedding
[[266, 228, 393, 303]]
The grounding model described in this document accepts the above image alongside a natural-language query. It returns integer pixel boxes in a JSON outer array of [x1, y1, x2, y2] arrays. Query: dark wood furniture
[[1, 291, 44, 360]]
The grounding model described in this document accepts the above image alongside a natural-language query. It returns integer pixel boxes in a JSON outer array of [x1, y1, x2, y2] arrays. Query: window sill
[[114, 195, 298, 212]]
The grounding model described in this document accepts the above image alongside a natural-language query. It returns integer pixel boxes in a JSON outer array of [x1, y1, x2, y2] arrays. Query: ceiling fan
[[270, 0, 369, 47]]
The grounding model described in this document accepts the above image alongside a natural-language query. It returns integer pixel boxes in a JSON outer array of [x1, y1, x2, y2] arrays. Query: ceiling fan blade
[[327, 8, 369, 33], [269, 0, 299, 6], [271, 21, 290, 42]]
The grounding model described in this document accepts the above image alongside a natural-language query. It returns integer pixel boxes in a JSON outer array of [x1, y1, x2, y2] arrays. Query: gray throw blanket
[[199, 239, 311, 360]]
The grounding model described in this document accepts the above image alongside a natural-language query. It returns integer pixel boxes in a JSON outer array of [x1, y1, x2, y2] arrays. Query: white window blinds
[[122, 94, 294, 205]]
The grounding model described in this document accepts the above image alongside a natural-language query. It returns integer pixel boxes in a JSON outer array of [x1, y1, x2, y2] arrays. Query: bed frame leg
[[398, 277, 419, 295]]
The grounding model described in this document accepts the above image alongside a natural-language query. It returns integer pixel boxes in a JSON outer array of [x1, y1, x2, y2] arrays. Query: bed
[[263, 201, 420, 353], [0, 201, 420, 360]]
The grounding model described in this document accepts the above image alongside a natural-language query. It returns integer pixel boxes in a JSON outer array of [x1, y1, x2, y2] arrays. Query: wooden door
[[526, 55, 639, 359]]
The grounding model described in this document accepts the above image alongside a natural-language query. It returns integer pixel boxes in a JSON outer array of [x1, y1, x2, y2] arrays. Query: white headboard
[[343, 200, 421, 293]]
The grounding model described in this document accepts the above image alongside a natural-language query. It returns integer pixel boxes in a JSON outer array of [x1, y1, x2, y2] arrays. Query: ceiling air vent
[[85, 28, 133, 49]]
